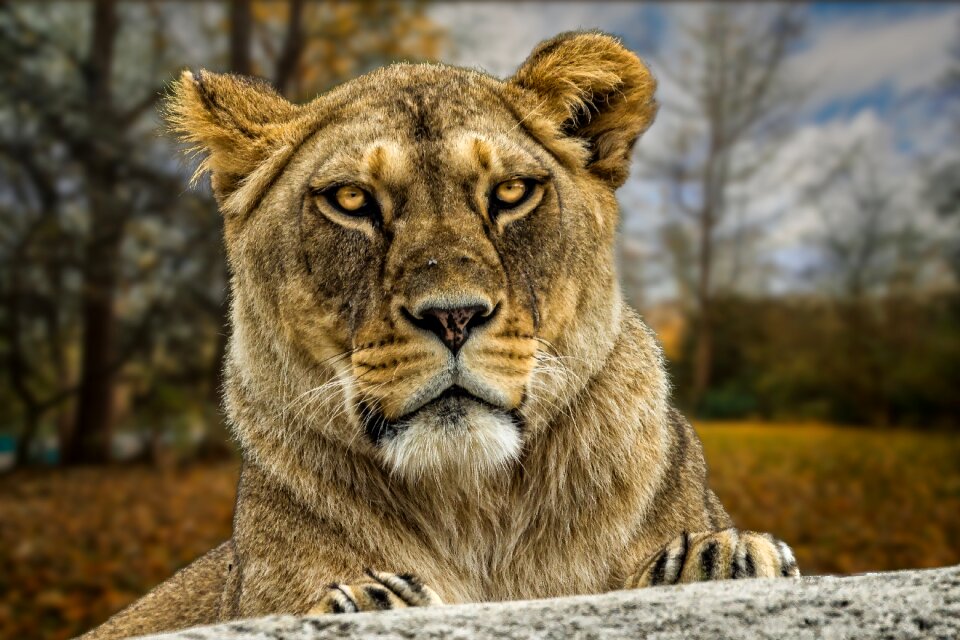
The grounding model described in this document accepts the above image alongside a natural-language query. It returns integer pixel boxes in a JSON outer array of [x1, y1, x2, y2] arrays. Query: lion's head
[[167, 32, 657, 483]]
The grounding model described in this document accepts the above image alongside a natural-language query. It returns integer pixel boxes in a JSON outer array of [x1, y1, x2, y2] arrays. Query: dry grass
[[697, 422, 960, 575], [0, 464, 237, 640], [1, 424, 958, 639]]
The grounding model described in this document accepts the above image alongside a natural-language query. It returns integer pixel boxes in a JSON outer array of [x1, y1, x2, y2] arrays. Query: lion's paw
[[626, 529, 800, 588], [307, 570, 443, 614]]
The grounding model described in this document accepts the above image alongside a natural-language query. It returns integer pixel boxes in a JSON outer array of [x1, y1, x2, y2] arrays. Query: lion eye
[[334, 185, 368, 212], [494, 179, 528, 206]]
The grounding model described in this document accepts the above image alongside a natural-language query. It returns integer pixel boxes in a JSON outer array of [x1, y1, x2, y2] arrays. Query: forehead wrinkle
[[307, 138, 409, 189], [366, 145, 387, 180], [360, 139, 410, 189], [492, 125, 560, 181], [473, 137, 492, 171], [447, 131, 549, 181]]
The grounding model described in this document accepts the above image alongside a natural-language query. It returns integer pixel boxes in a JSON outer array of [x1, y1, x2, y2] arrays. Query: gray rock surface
[[143, 564, 960, 639]]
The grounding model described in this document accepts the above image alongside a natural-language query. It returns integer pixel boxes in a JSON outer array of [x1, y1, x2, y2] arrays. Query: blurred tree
[[70, 0, 125, 464], [803, 147, 933, 302], [0, 1, 189, 464], [641, 6, 804, 411], [799, 134, 944, 425], [680, 293, 960, 427], [0, 115, 72, 465], [251, 1, 443, 102], [924, 18, 960, 276]]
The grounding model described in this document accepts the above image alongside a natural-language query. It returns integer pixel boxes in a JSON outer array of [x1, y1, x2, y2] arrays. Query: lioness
[[83, 31, 798, 639]]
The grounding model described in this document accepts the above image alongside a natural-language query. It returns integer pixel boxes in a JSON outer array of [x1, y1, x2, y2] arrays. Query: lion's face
[[168, 33, 657, 481]]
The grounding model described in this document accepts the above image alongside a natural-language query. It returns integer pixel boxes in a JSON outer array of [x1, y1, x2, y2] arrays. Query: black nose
[[406, 304, 495, 353]]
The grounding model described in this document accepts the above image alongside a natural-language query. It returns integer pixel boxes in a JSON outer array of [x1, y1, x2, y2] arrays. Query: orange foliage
[[2, 425, 959, 639]]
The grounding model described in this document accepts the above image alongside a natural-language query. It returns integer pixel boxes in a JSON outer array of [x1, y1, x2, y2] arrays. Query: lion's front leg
[[625, 529, 800, 588], [307, 570, 443, 614]]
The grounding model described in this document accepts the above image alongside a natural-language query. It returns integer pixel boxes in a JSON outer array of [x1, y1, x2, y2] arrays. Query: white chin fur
[[378, 401, 522, 483]]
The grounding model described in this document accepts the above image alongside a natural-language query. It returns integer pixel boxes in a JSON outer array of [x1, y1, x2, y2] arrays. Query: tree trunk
[[691, 313, 713, 411], [66, 168, 124, 464], [690, 248, 714, 411], [690, 168, 718, 411], [274, 0, 305, 97], [230, 0, 252, 76], [63, 0, 120, 465]]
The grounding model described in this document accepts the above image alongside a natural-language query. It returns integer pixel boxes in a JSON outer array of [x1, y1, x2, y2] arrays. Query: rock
[[142, 564, 960, 639]]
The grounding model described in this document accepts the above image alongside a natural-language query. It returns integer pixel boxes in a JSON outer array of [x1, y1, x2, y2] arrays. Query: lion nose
[[406, 303, 495, 354]]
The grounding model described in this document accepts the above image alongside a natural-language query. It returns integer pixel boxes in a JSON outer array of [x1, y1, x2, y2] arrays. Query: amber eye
[[317, 184, 378, 219], [494, 179, 528, 206], [334, 185, 367, 212]]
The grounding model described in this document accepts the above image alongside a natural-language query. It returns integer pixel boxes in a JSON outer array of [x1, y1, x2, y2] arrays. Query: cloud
[[740, 109, 956, 293], [428, 3, 657, 78], [429, 3, 959, 124], [789, 7, 959, 117]]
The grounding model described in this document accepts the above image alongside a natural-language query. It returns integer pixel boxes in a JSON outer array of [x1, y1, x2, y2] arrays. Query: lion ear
[[164, 70, 300, 201], [509, 31, 657, 187]]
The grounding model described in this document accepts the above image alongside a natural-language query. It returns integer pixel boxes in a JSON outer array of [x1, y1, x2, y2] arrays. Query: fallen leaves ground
[[0, 464, 238, 640], [697, 422, 960, 576], [2, 424, 958, 640]]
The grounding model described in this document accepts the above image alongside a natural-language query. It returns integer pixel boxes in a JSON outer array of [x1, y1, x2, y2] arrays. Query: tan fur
[[82, 32, 796, 639]]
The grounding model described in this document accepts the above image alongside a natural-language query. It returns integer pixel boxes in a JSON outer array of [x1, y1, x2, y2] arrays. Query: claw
[[308, 571, 443, 615], [627, 530, 800, 589]]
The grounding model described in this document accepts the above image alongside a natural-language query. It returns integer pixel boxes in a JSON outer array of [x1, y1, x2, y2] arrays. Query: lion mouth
[[361, 385, 521, 446], [402, 385, 496, 421], [426, 385, 480, 405]]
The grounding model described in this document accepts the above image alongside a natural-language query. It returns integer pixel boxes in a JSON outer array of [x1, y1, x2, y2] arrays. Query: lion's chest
[[411, 489, 629, 602]]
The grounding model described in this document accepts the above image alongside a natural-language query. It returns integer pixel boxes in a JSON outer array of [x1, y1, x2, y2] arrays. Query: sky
[[429, 2, 960, 300], [431, 2, 958, 151]]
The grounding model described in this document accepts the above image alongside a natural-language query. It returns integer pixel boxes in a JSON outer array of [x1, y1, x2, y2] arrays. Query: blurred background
[[0, 2, 957, 638]]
